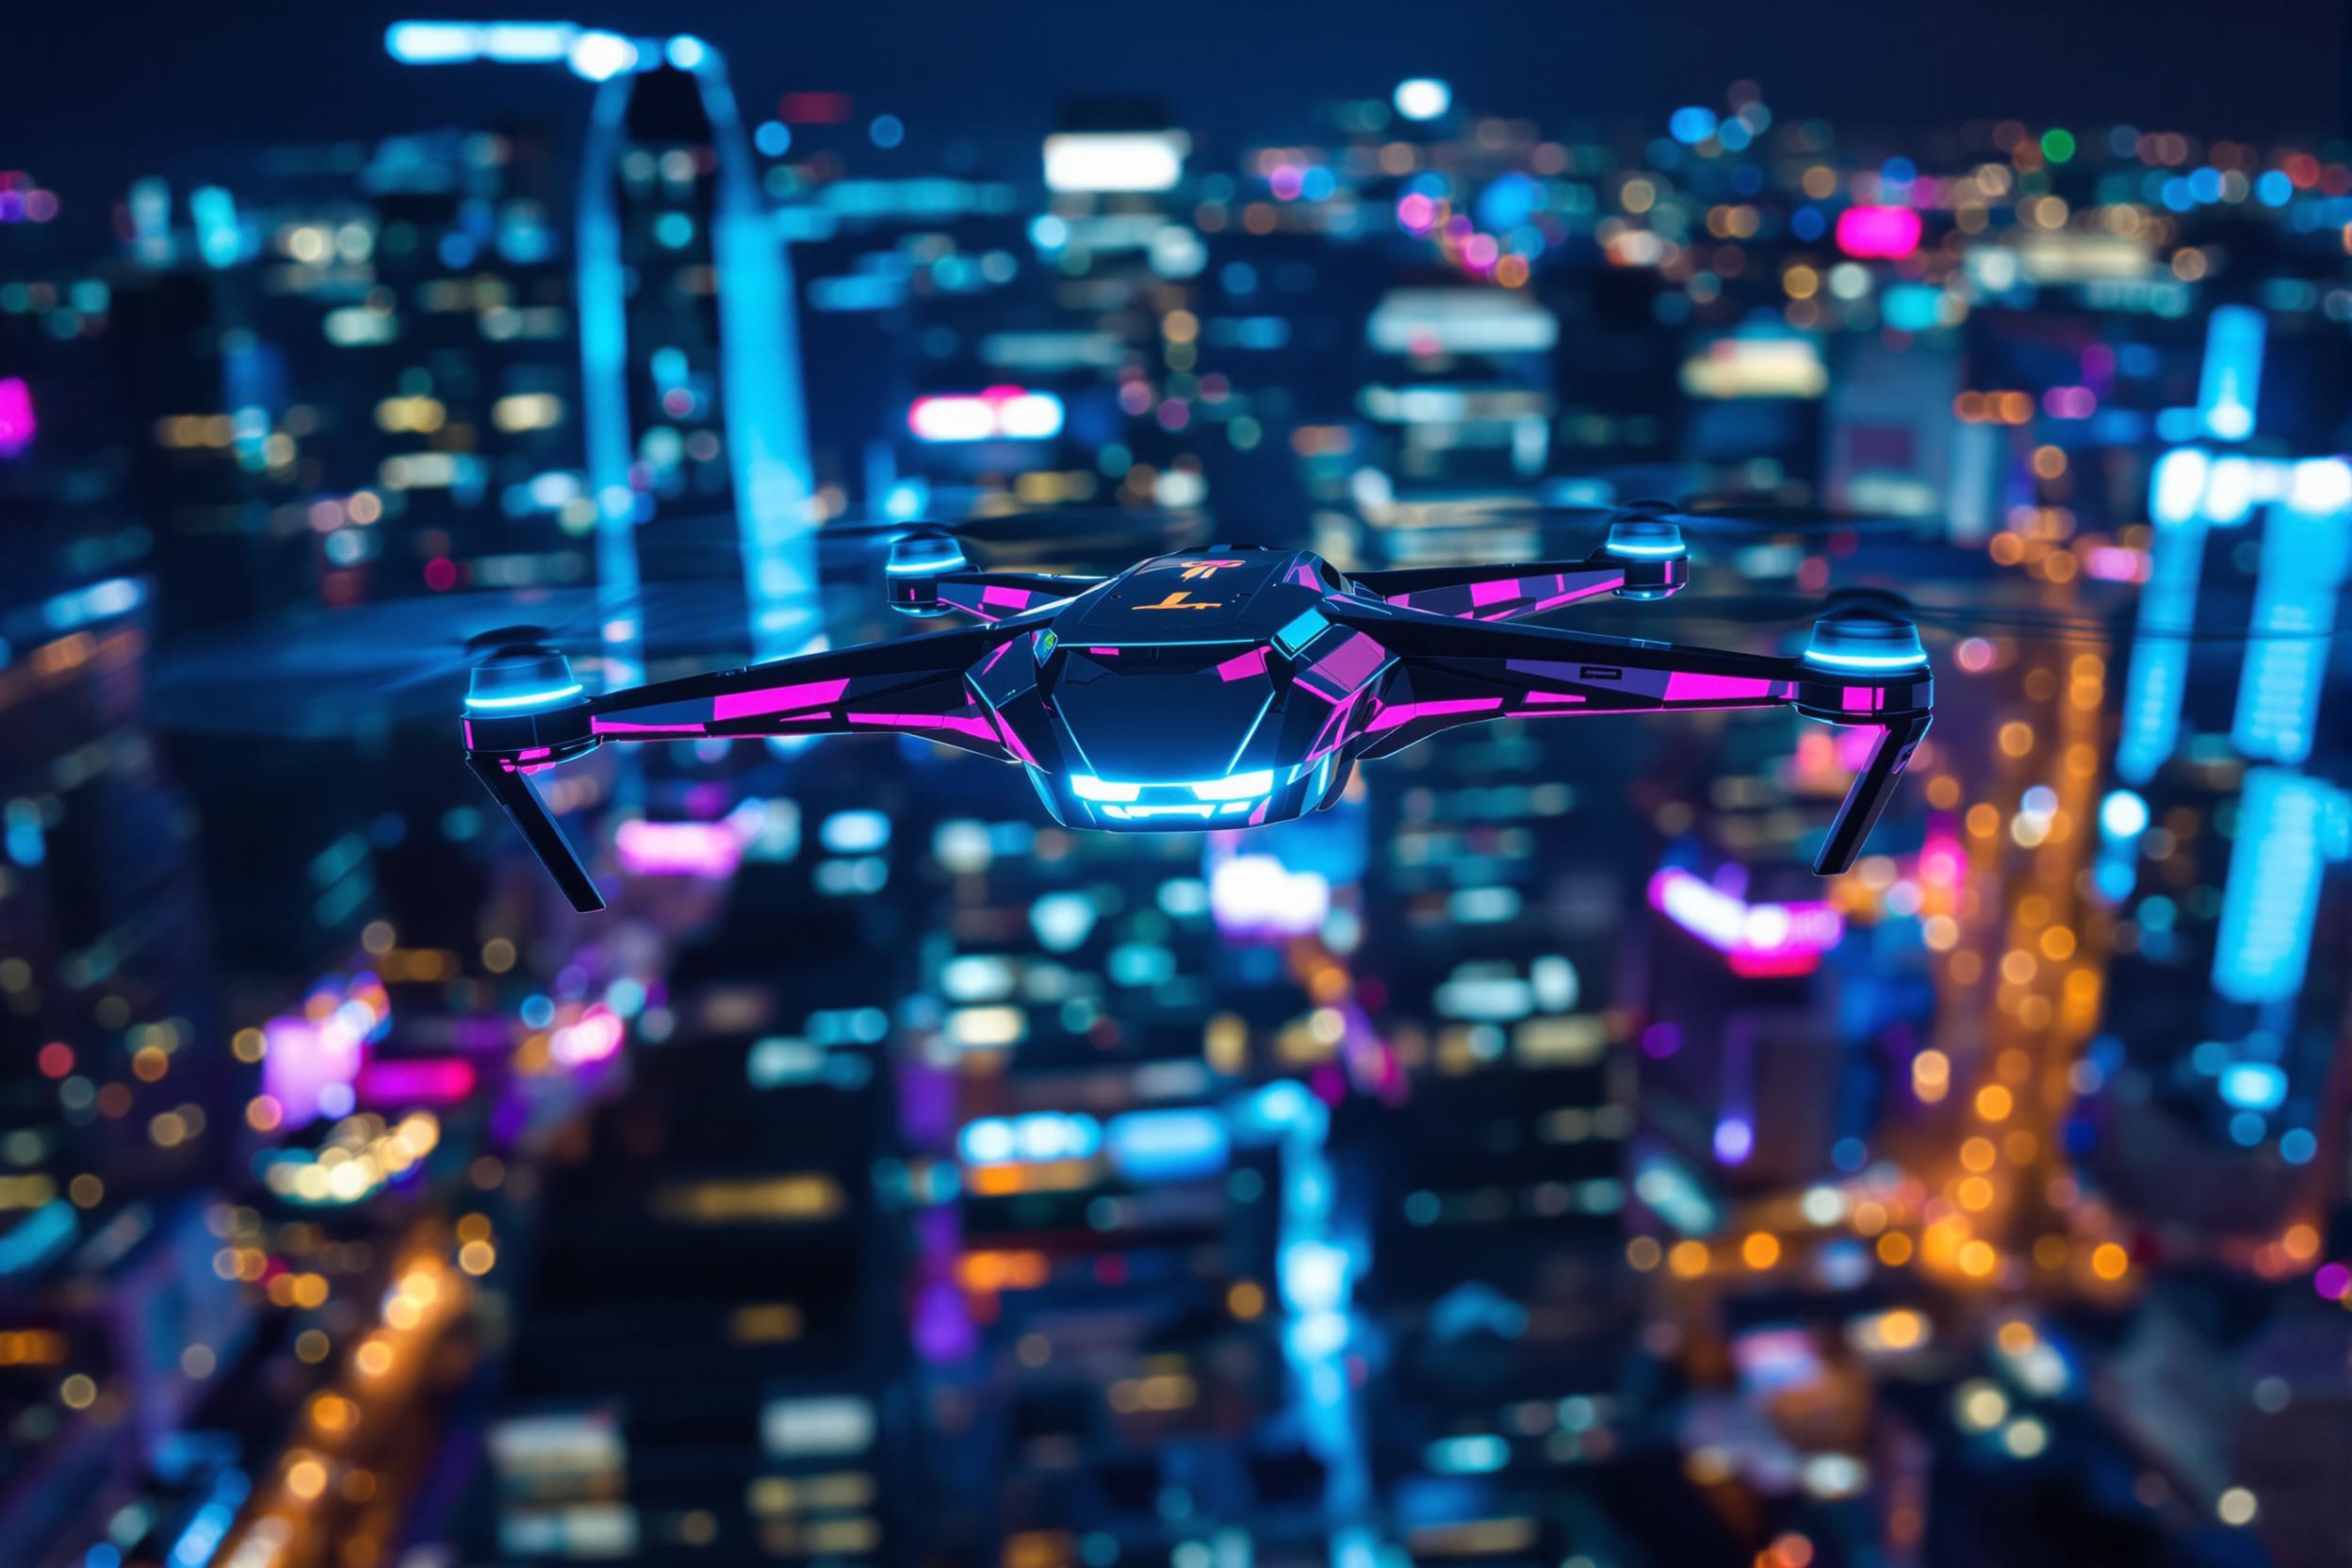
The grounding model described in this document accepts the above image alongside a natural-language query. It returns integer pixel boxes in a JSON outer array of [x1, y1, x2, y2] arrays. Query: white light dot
[[1394, 78, 1451, 122]]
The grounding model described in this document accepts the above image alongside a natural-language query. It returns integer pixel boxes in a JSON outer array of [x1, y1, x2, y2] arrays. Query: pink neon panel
[[713, 678, 850, 722], [1217, 647, 1270, 682], [1469, 578, 1523, 608], [1663, 672, 1777, 704], [355, 1058, 479, 1105], [982, 584, 1034, 609], [1523, 690, 1586, 705], [1841, 686, 1886, 712]]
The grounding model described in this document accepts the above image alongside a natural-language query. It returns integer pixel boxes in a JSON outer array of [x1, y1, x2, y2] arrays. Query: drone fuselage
[[1003, 548, 1363, 832]]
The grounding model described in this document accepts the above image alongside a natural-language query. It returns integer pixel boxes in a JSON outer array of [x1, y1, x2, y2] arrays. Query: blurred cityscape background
[[0, 7, 2348, 1567]]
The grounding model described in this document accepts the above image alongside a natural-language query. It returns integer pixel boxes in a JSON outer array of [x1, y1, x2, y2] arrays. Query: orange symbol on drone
[[1175, 559, 1246, 580], [1136, 591, 1224, 612]]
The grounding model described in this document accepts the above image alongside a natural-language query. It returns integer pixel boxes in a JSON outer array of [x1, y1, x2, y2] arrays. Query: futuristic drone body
[[463, 508, 1934, 911]]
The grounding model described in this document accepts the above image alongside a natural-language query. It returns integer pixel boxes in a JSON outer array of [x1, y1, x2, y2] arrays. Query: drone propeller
[[637, 504, 1215, 574], [144, 583, 818, 740], [1447, 493, 1927, 542], [1651, 585, 2341, 648]]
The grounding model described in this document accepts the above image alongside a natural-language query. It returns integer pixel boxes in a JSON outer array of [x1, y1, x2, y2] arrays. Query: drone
[[461, 503, 1934, 911]]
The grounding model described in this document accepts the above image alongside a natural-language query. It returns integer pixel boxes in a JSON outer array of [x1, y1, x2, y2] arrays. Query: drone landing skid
[[466, 756, 607, 912]]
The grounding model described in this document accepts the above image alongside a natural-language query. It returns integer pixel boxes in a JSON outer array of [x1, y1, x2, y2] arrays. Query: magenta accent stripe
[[594, 719, 710, 736], [1516, 580, 1621, 615], [1294, 679, 1346, 705], [982, 584, 1034, 609], [848, 710, 1000, 742], [713, 678, 850, 721], [981, 642, 1014, 676], [991, 710, 1039, 766], [1523, 690, 1586, 705], [1365, 695, 1504, 733], [1087, 646, 1121, 656]]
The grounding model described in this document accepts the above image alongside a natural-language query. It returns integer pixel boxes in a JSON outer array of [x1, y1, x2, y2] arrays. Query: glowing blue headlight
[[1192, 769, 1273, 802], [1071, 776, 1141, 803]]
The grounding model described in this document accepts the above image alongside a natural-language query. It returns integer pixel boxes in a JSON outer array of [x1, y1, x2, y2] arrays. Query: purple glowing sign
[[1210, 853, 1331, 939], [0, 379, 33, 458], [1835, 205, 1922, 259], [614, 818, 746, 878], [1647, 867, 1845, 978], [549, 1004, 624, 1068], [263, 993, 383, 1125]]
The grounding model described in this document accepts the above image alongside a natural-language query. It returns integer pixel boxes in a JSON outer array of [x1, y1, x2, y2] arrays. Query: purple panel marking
[[1310, 632, 1385, 691]]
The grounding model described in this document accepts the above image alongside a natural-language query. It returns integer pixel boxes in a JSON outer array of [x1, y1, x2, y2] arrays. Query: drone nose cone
[[465, 645, 585, 712], [1803, 597, 1927, 673]]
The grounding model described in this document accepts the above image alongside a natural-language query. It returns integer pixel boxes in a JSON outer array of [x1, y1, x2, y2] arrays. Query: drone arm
[[1334, 604, 1805, 756], [582, 624, 1022, 759], [1346, 561, 1633, 621], [466, 755, 607, 912], [892, 570, 1102, 622], [1333, 604, 1935, 872]]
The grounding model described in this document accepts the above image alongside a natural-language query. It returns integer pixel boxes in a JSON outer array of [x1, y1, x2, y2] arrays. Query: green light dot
[[2041, 128, 2077, 164]]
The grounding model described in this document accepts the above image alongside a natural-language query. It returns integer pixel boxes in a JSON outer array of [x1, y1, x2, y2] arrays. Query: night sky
[[6, 0, 2346, 207]]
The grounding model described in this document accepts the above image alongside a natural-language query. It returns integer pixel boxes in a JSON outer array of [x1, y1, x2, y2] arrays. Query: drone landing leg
[[1813, 713, 1933, 875], [466, 756, 607, 912]]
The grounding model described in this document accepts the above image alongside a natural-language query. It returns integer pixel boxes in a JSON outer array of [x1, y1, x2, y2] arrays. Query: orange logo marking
[[1136, 591, 1224, 612]]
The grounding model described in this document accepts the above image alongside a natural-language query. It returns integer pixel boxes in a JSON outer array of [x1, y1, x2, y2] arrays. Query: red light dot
[[422, 557, 459, 592], [38, 1042, 73, 1079]]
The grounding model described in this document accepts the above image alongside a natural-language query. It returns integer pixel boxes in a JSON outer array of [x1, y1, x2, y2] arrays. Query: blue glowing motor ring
[[1601, 502, 1689, 599], [1802, 591, 1930, 673], [464, 638, 586, 713], [886, 530, 970, 616]]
